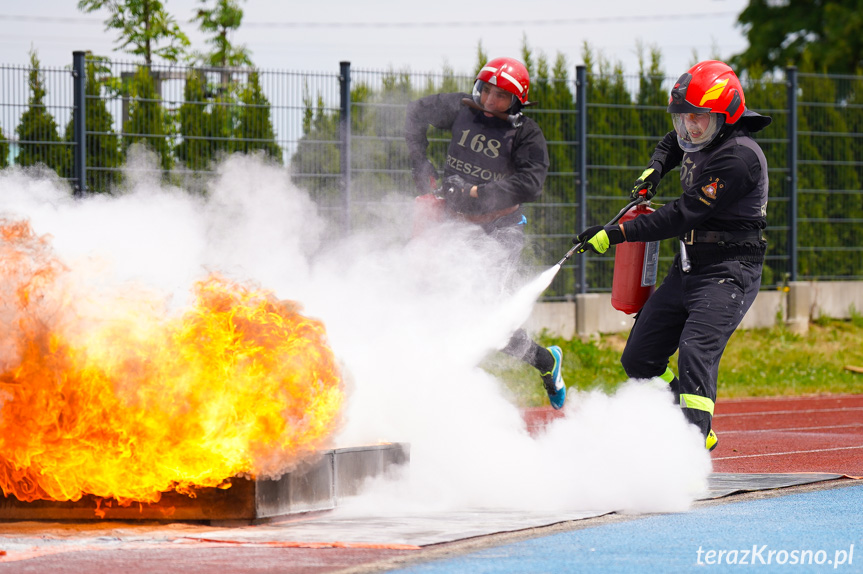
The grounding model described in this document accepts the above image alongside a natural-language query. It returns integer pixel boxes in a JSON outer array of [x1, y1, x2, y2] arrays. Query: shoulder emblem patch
[[702, 182, 717, 199], [701, 177, 725, 200]]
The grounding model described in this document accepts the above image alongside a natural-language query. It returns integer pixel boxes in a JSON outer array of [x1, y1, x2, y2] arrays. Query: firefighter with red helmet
[[404, 57, 565, 410], [576, 60, 772, 450]]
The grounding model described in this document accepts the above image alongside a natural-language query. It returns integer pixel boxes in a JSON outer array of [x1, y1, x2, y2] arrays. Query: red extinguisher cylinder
[[611, 203, 659, 314], [412, 193, 446, 237]]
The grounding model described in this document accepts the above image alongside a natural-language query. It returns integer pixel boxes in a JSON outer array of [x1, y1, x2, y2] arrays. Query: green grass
[[483, 318, 863, 407]]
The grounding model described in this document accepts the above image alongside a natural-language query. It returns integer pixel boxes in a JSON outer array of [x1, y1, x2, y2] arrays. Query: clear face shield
[[472, 80, 518, 114], [671, 112, 724, 152]]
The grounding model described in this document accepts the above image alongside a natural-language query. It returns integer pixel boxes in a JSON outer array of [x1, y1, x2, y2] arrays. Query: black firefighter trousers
[[620, 254, 763, 437]]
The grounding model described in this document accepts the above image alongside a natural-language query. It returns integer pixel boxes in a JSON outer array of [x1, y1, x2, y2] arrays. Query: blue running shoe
[[541, 345, 566, 410]]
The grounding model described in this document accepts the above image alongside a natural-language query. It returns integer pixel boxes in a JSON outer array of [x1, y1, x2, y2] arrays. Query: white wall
[[526, 281, 863, 338]]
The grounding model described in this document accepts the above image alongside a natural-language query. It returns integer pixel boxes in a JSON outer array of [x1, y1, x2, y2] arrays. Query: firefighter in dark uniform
[[576, 60, 771, 450], [404, 57, 566, 410]]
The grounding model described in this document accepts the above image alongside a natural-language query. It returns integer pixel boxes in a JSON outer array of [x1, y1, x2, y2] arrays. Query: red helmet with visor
[[667, 60, 746, 152]]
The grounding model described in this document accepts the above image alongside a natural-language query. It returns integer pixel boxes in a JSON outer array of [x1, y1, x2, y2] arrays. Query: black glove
[[574, 224, 625, 254], [441, 174, 476, 213], [443, 174, 472, 195], [630, 166, 662, 201], [412, 158, 438, 194]]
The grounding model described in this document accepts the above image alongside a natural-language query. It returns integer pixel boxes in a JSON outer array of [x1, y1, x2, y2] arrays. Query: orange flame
[[0, 218, 344, 504]]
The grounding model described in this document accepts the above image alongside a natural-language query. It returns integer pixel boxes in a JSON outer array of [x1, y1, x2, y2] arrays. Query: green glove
[[575, 224, 625, 254], [631, 167, 661, 200]]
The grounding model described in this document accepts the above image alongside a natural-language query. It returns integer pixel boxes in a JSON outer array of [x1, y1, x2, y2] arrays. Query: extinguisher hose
[[557, 196, 645, 266]]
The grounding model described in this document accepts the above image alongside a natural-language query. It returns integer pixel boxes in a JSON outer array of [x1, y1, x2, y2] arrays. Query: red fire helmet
[[475, 57, 531, 105], [667, 60, 746, 124]]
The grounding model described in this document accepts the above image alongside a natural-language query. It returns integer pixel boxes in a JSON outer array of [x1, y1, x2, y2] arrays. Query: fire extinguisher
[[611, 203, 660, 314], [412, 192, 446, 237], [411, 174, 447, 237]]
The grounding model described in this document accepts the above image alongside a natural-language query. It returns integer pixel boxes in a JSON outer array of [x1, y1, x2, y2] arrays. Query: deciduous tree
[[78, 0, 190, 65], [732, 0, 863, 75], [192, 0, 252, 68]]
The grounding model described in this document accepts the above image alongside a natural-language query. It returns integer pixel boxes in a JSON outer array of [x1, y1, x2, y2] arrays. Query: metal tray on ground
[[0, 442, 410, 522]]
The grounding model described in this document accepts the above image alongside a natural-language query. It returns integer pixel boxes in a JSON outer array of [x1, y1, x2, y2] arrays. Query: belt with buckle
[[683, 229, 763, 245]]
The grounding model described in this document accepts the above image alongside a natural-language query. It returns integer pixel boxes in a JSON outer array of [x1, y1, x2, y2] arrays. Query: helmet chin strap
[[461, 98, 524, 127]]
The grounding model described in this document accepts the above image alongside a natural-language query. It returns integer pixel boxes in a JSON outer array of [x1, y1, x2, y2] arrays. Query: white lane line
[[713, 445, 863, 460], [720, 423, 863, 434], [722, 395, 863, 403], [715, 407, 863, 417]]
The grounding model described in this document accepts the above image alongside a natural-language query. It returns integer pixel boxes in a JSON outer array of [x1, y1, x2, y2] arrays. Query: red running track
[[523, 394, 863, 478], [710, 394, 863, 477]]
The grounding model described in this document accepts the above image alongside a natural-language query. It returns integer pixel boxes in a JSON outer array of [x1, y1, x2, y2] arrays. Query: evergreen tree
[[604, 64, 645, 190], [631, 46, 680, 285], [518, 47, 580, 295], [0, 127, 9, 169], [474, 42, 488, 77], [235, 70, 281, 163], [550, 53, 577, 170], [439, 62, 464, 94], [123, 65, 173, 170], [368, 70, 414, 194], [796, 60, 860, 279], [209, 87, 237, 161], [582, 46, 621, 208], [728, 67, 786, 287], [16, 51, 70, 178], [64, 57, 122, 193], [182, 0, 255, 172], [843, 73, 863, 203], [422, 62, 466, 179], [520, 38, 534, 90], [176, 70, 238, 169], [550, 54, 578, 212], [176, 71, 212, 170], [841, 74, 863, 280], [635, 44, 668, 157], [291, 89, 340, 203]]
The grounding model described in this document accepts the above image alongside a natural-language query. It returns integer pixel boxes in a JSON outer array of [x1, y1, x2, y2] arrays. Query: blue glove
[[575, 224, 625, 254], [631, 166, 661, 200]]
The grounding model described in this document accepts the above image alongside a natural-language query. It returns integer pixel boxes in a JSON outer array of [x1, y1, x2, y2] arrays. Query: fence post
[[575, 65, 588, 293], [339, 61, 352, 233], [72, 51, 87, 196], [786, 66, 798, 282]]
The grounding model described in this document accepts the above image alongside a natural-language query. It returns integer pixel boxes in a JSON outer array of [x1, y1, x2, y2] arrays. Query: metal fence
[[1, 53, 861, 300]]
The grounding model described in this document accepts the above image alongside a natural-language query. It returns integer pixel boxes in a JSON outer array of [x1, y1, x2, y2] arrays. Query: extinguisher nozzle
[[557, 243, 584, 266]]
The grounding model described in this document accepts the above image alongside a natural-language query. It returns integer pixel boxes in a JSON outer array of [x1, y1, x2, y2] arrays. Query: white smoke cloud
[[0, 151, 711, 515]]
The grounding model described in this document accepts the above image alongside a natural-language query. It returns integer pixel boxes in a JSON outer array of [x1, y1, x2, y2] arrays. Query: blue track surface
[[393, 482, 863, 573]]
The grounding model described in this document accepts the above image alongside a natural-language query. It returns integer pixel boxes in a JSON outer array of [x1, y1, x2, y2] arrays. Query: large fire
[[0, 218, 344, 504]]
